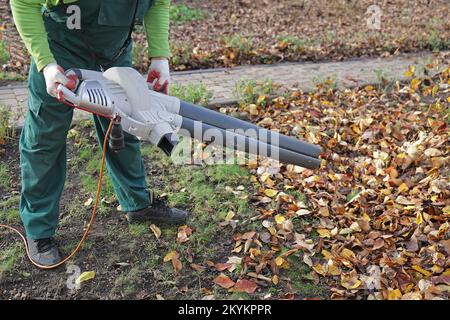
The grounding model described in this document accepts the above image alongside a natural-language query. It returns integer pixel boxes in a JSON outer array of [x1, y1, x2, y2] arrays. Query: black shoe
[[126, 199, 189, 225], [27, 237, 62, 266]]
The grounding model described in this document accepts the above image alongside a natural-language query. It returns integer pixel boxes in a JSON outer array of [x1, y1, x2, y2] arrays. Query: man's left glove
[[146, 58, 170, 95]]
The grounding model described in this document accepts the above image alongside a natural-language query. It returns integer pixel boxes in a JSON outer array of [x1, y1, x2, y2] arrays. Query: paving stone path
[[0, 51, 443, 127]]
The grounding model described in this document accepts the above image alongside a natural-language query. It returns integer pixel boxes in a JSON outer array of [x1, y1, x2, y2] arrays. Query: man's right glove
[[43, 63, 77, 98]]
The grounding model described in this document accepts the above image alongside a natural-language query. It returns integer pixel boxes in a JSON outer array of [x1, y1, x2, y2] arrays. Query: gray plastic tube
[[179, 102, 322, 158], [179, 118, 321, 169]]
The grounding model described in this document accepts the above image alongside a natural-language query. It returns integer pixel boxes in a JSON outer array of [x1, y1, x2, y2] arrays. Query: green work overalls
[[20, 0, 153, 240]]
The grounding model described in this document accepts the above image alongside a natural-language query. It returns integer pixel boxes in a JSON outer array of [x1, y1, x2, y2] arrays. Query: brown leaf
[[372, 238, 385, 250], [177, 225, 193, 244], [213, 273, 235, 289], [215, 263, 232, 271], [190, 264, 206, 273], [172, 255, 183, 274], [231, 279, 258, 294]]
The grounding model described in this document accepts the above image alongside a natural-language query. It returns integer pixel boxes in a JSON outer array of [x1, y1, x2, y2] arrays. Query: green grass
[[0, 243, 23, 275], [0, 195, 19, 209], [0, 163, 11, 190], [312, 75, 339, 91], [0, 71, 27, 82], [67, 134, 116, 215], [139, 145, 255, 256], [277, 35, 312, 51], [417, 29, 449, 51], [284, 253, 328, 298], [128, 223, 149, 237], [170, 4, 205, 24], [285, 189, 308, 206], [166, 165, 250, 248], [170, 41, 193, 67], [0, 41, 10, 64], [233, 78, 277, 106], [223, 35, 254, 55], [140, 143, 165, 162], [1, 209, 20, 224], [171, 83, 213, 105], [0, 105, 14, 144]]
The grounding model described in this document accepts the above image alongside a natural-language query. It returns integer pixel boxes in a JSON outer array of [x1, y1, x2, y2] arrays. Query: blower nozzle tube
[[179, 117, 321, 169]]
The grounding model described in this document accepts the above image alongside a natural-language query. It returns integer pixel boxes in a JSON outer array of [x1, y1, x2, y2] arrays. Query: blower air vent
[[87, 88, 108, 106]]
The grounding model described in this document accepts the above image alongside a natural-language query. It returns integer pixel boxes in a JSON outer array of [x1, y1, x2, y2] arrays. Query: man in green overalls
[[10, 0, 189, 266]]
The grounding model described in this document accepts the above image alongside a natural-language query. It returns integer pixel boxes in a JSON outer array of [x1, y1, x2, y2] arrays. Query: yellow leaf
[[363, 213, 371, 222], [75, 271, 96, 284], [232, 245, 242, 253], [341, 248, 356, 261], [272, 275, 279, 285], [350, 124, 361, 135], [398, 183, 409, 193], [340, 272, 361, 289], [274, 256, 285, 267], [260, 172, 271, 182], [328, 263, 341, 276], [416, 212, 423, 225], [267, 226, 277, 236], [317, 229, 331, 238], [150, 224, 161, 239], [411, 78, 421, 91], [387, 289, 402, 300], [313, 263, 326, 276], [264, 189, 278, 197], [321, 249, 332, 260], [396, 152, 407, 159], [274, 214, 286, 224], [247, 104, 259, 116], [319, 206, 329, 217], [163, 250, 177, 262], [443, 206, 450, 215], [344, 279, 361, 289], [411, 265, 432, 277], [404, 65, 415, 78], [257, 94, 266, 105], [225, 211, 235, 221]]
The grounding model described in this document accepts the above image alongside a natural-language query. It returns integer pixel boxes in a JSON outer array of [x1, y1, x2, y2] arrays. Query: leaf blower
[[57, 67, 322, 168]]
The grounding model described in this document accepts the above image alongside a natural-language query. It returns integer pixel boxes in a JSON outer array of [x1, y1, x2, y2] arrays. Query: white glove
[[146, 58, 170, 95], [43, 63, 76, 98]]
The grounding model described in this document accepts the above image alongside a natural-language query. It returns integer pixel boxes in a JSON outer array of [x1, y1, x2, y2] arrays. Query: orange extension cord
[[0, 120, 113, 269]]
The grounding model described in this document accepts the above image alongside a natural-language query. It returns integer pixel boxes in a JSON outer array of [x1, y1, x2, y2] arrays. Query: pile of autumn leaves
[[209, 56, 448, 299]]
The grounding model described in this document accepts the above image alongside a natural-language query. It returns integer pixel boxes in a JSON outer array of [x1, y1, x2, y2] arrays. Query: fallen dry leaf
[[231, 279, 258, 294], [214, 273, 235, 289]]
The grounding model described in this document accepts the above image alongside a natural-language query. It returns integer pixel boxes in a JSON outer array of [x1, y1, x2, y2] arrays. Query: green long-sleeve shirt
[[10, 0, 170, 71]]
